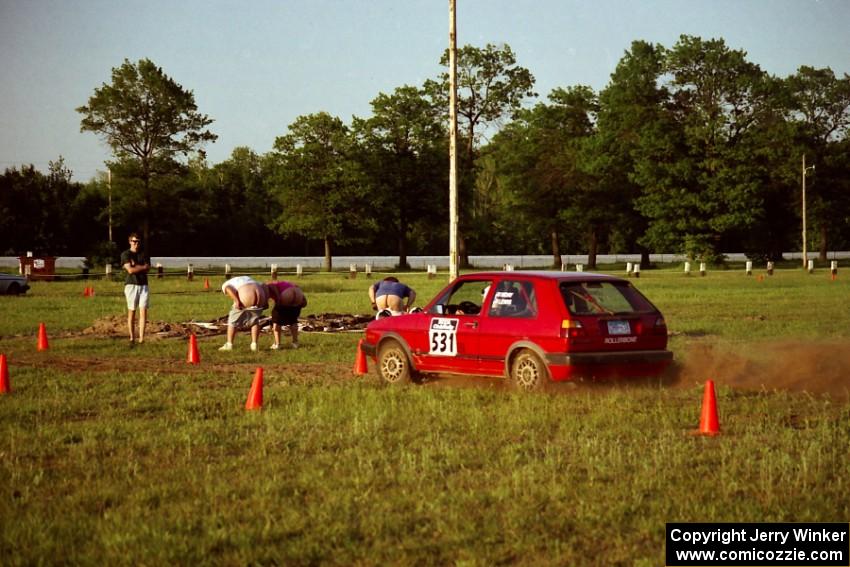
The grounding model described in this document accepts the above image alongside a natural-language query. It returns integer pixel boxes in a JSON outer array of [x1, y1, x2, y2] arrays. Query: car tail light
[[561, 319, 585, 339], [652, 316, 667, 335]]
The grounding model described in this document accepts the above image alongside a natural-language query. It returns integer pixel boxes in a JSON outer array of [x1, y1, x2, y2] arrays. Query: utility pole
[[801, 155, 815, 268], [107, 167, 113, 243], [448, 0, 459, 282]]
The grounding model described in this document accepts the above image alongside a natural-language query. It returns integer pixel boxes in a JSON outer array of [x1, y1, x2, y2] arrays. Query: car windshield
[[559, 281, 656, 315]]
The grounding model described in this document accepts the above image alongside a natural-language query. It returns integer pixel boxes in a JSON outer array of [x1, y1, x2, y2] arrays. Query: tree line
[[2, 35, 848, 270]]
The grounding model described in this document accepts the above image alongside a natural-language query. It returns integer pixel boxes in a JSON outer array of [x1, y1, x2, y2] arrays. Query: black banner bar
[[666, 523, 849, 566]]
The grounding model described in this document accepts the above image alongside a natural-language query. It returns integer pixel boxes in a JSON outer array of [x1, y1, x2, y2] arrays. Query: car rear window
[[559, 281, 657, 315]]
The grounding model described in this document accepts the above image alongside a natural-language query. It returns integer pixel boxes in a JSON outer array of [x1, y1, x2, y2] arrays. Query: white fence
[[3, 252, 849, 271]]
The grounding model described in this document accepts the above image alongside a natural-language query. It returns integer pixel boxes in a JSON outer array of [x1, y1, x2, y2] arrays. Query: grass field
[[1, 267, 849, 565]]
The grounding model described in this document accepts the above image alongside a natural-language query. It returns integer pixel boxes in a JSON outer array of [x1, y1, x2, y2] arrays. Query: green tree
[[192, 147, 279, 255], [634, 35, 774, 261], [426, 43, 536, 264], [353, 85, 447, 268], [467, 153, 531, 255], [102, 156, 193, 252], [785, 66, 850, 259], [590, 40, 669, 267], [0, 165, 48, 254], [488, 87, 597, 267], [0, 159, 86, 255], [77, 58, 217, 244], [787, 66, 850, 143], [74, 173, 115, 266], [266, 112, 375, 271]]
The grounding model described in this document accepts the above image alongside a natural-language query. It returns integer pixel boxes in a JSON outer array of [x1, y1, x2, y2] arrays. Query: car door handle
[[464, 321, 478, 329]]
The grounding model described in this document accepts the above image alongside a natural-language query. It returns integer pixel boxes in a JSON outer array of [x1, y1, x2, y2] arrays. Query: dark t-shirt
[[120, 249, 149, 286]]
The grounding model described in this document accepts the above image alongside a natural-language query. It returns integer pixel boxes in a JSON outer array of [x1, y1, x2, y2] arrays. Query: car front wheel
[[509, 349, 549, 391], [378, 341, 416, 385]]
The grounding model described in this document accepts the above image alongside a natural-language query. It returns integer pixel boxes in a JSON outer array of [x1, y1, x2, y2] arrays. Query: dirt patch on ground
[[80, 316, 199, 339], [72, 313, 374, 340], [675, 340, 850, 400]]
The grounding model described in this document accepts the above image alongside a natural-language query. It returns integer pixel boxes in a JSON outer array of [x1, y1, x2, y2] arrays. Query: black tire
[[509, 349, 550, 391], [7, 283, 20, 295], [377, 340, 416, 385]]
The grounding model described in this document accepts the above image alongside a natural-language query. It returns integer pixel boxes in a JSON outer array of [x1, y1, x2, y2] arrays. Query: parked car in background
[[0, 273, 30, 295], [362, 271, 672, 390]]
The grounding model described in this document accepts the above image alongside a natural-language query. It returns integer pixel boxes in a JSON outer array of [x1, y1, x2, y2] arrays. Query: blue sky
[[1, 0, 848, 181]]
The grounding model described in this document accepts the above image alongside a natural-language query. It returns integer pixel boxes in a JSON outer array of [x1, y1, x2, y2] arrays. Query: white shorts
[[228, 306, 265, 328], [124, 284, 150, 310]]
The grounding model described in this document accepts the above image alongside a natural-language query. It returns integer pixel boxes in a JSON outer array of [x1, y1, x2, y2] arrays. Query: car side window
[[431, 280, 493, 316], [487, 280, 537, 318]]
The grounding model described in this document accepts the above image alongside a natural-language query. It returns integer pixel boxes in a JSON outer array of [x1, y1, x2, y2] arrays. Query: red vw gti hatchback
[[362, 271, 672, 390]]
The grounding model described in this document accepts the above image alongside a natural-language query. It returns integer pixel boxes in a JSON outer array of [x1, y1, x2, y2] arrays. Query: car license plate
[[607, 320, 631, 335]]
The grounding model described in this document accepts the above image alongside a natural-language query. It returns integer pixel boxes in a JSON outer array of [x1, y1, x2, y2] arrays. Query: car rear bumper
[[545, 349, 673, 381]]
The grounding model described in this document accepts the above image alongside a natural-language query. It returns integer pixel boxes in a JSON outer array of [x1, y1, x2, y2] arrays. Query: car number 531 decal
[[429, 317, 459, 356]]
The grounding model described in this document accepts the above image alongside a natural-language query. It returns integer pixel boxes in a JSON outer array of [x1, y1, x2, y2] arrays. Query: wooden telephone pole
[[801, 155, 814, 268], [108, 168, 113, 243], [448, 0, 459, 282]]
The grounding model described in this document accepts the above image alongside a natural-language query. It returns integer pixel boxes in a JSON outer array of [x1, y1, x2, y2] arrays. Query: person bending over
[[368, 276, 416, 317], [267, 280, 307, 350], [219, 275, 268, 352]]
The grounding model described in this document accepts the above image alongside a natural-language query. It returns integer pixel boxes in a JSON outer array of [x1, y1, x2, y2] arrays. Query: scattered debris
[[300, 313, 373, 333], [78, 313, 374, 340]]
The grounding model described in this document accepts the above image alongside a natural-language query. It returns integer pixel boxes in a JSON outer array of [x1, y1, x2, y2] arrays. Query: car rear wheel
[[7, 282, 20, 295], [378, 340, 416, 385], [509, 349, 549, 391]]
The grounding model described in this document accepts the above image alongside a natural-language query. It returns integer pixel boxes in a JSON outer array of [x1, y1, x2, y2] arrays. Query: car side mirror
[[433, 304, 446, 315]]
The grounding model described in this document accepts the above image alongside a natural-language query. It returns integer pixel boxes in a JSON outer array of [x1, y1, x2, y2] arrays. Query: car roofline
[[458, 271, 625, 282]]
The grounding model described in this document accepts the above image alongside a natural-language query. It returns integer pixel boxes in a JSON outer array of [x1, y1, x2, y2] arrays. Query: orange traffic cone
[[37, 323, 49, 351], [204, 277, 210, 291], [187, 334, 200, 365], [696, 380, 720, 436], [0, 354, 10, 394], [353, 339, 368, 375], [83, 286, 90, 297], [89, 286, 95, 297], [245, 367, 264, 410]]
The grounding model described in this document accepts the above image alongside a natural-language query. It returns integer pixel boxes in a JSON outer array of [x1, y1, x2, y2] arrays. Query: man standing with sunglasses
[[121, 233, 150, 345]]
